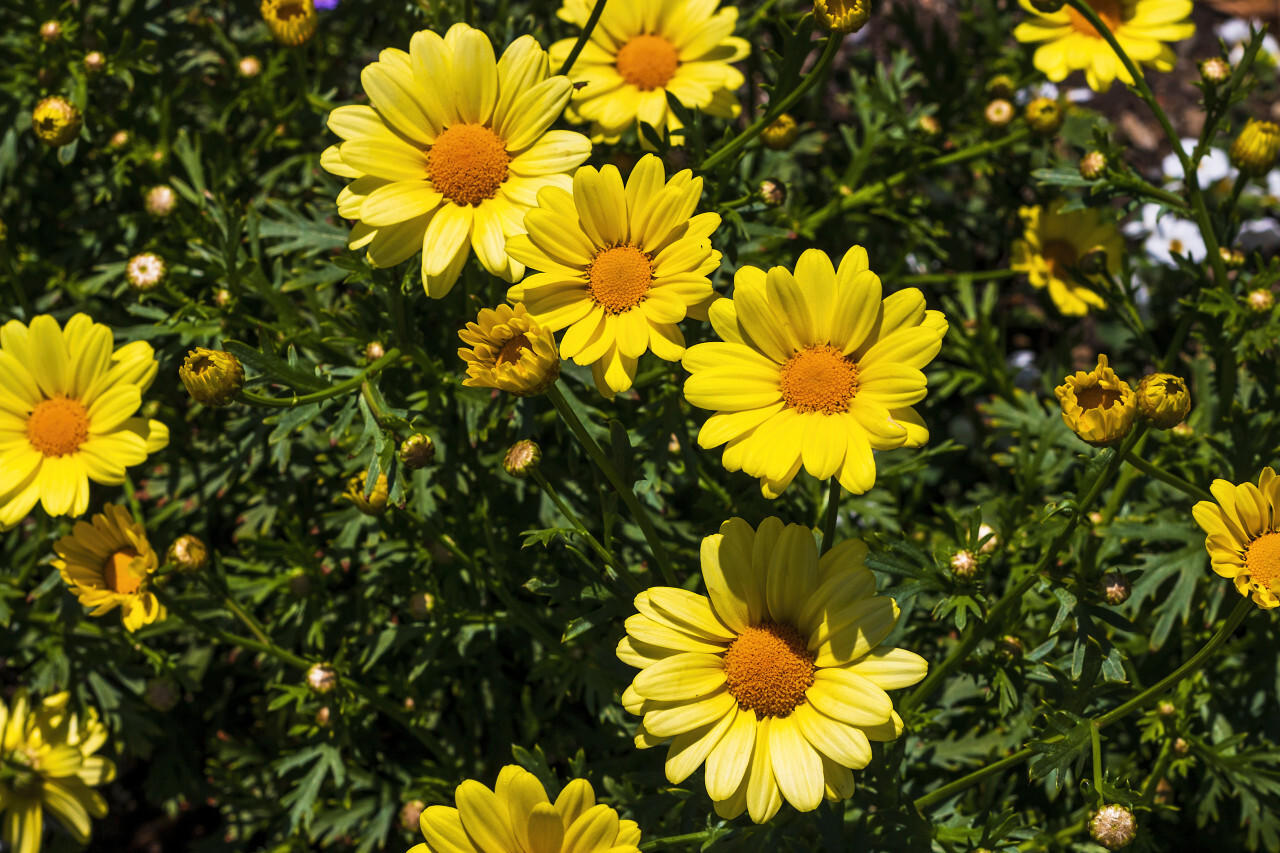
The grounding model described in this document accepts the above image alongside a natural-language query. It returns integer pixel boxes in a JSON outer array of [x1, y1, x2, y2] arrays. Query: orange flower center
[[587, 246, 652, 314], [1067, 0, 1126, 36], [26, 396, 90, 457], [427, 124, 510, 206], [1076, 384, 1122, 410], [497, 334, 532, 365], [779, 345, 859, 415], [615, 35, 680, 91], [722, 622, 815, 718], [1245, 532, 1280, 590], [103, 548, 143, 595], [1042, 239, 1078, 279]]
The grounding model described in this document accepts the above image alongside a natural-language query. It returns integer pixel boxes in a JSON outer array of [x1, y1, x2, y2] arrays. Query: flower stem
[[1122, 453, 1213, 503], [1111, 174, 1189, 210], [639, 830, 714, 851], [546, 384, 677, 586], [238, 347, 402, 409], [820, 477, 842, 555], [557, 0, 608, 76], [531, 469, 644, 596]]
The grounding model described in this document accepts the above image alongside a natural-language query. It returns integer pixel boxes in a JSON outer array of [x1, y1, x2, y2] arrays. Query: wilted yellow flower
[[51, 503, 166, 631], [457, 303, 560, 397], [31, 96, 82, 147], [260, 0, 316, 46], [179, 348, 244, 407], [1011, 201, 1122, 316], [345, 473, 388, 515], [1135, 373, 1190, 429], [1193, 468, 1280, 610], [761, 114, 799, 150], [815, 0, 871, 33], [1230, 119, 1280, 178], [1054, 354, 1137, 447]]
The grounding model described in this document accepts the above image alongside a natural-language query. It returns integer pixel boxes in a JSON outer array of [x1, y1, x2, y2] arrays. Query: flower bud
[[399, 800, 426, 833], [1247, 288, 1274, 312], [1028, 0, 1065, 11], [399, 434, 436, 470], [1170, 422, 1194, 441], [145, 184, 177, 217], [1090, 804, 1136, 850], [31, 97, 82, 147], [814, 0, 870, 33], [261, 0, 318, 46], [758, 179, 787, 208], [949, 549, 978, 580], [1199, 57, 1230, 84], [1219, 246, 1245, 268], [1157, 701, 1176, 717], [125, 252, 167, 292], [39, 20, 62, 42], [503, 440, 541, 479], [977, 524, 999, 554], [306, 663, 338, 695], [1230, 119, 1280, 178], [1173, 737, 1190, 755], [214, 288, 233, 308], [1099, 571, 1131, 605], [760, 114, 799, 151], [408, 592, 435, 620], [345, 473, 389, 515], [985, 75, 1016, 100], [917, 114, 941, 136], [167, 534, 209, 573], [365, 340, 385, 361], [84, 51, 106, 73], [179, 348, 245, 407], [108, 129, 129, 149], [1025, 97, 1064, 136], [238, 56, 262, 78], [1080, 151, 1107, 180], [983, 99, 1014, 129], [1136, 373, 1190, 430], [143, 678, 181, 712], [315, 706, 331, 726]]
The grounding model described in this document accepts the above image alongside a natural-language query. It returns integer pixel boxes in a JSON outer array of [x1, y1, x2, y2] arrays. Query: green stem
[[819, 477, 841, 555], [197, 573, 272, 648], [531, 469, 643, 596], [912, 747, 1034, 810], [639, 830, 714, 851], [1112, 174, 1190, 210], [238, 347, 402, 409], [546, 383, 677, 586], [1090, 723, 1104, 796], [700, 33, 841, 173], [557, 0, 608, 76], [1122, 453, 1213, 503]]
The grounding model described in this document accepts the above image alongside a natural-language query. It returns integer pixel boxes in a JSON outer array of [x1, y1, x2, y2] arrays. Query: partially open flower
[[815, 0, 870, 33], [1054, 354, 1137, 447], [125, 252, 167, 292], [261, 0, 317, 46], [1135, 373, 1190, 429], [32, 96, 82, 147], [458, 303, 560, 397], [1230, 119, 1280, 178], [344, 473, 389, 515], [1025, 97, 1063, 136], [761, 114, 799, 150], [179, 348, 245, 407]]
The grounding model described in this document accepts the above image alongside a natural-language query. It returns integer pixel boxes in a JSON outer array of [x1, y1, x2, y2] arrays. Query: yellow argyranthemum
[[0, 315, 169, 530], [507, 154, 722, 398], [550, 0, 748, 145], [1054, 354, 1137, 448], [1193, 468, 1280, 610], [1011, 202, 1122, 316], [260, 0, 317, 47], [620, 517, 925, 824], [682, 247, 947, 498], [458, 303, 560, 397], [1013, 0, 1194, 92], [408, 764, 643, 853], [322, 24, 592, 298], [51, 503, 166, 632], [0, 689, 116, 853]]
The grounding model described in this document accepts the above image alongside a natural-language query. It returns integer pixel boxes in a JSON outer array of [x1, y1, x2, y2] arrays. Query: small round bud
[[1171, 422, 1194, 441], [306, 663, 338, 695], [503, 440, 541, 479], [1080, 151, 1107, 180], [399, 800, 426, 833], [145, 184, 177, 217], [399, 434, 436, 470], [365, 341, 385, 361], [214, 288, 233, 308], [108, 129, 129, 149], [1078, 246, 1109, 275], [315, 706, 331, 726], [1136, 373, 1191, 430], [1173, 737, 1189, 755], [1154, 778, 1174, 805], [758, 179, 787, 208], [1219, 246, 1245, 268], [813, 0, 870, 34], [179, 348, 245, 407], [238, 55, 262, 78], [1157, 701, 1176, 717], [344, 473, 389, 515], [996, 634, 1024, 661], [983, 99, 1014, 129], [408, 592, 435, 620], [985, 75, 1016, 100], [143, 678, 181, 712], [1090, 804, 1136, 850], [977, 524, 999, 554], [949, 549, 978, 580], [1025, 97, 1064, 136], [760, 114, 799, 151], [917, 114, 941, 136], [84, 51, 106, 73], [167, 534, 209, 573], [1230, 119, 1280, 178], [125, 252, 167, 292], [39, 20, 62, 42], [31, 96, 82, 147], [1199, 57, 1230, 84], [1247, 288, 1274, 312], [1099, 571, 1132, 605]]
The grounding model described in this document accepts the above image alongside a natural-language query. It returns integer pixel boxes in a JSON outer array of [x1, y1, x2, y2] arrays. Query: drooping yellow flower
[[0, 315, 169, 530], [682, 247, 947, 498], [322, 24, 592, 298], [457, 303, 560, 396], [1054, 354, 1137, 447], [507, 154, 722, 398], [260, 0, 317, 46], [1011, 202, 1122, 316], [1193, 468, 1280, 610], [1013, 0, 1194, 92], [408, 764, 643, 853], [550, 0, 748, 145], [51, 503, 166, 632], [0, 689, 116, 853], [620, 517, 925, 824]]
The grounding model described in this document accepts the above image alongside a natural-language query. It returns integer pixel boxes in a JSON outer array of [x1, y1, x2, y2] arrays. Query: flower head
[[621, 517, 924, 823], [1230, 119, 1280, 178], [322, 24, 591, 298], [51, 504, 166, 631], [84, 51, 106, 73], [683, 246, 946, 498], [0, 314, 168, 529], [983, 99, 1014, 128], [1014, 0, 1194, 92], [1193, 467, 1280, 609], [39, 20, 62, 41], [1025, 96, 1064, 135], [344, 473, 388, 515], [1090, 803, 1137, 850], [1011, 201, 1122, 315], [1135, 372, 1189, 429], [167, 533, 209, 573], [144, 185, 176, 217], [949, 550, 978, 579], [399, 433, 436, 470], [238, 55, 262, 77], [503, 440, 541, 478], [550, 0, 748, 145], [125, 252, 167, 292], [761, 114, 799, 150], [32, 97, 82, 147], [179, 348, 244, 407], [1080, 151, 1107, 180], [306, 663, 338, 694], [261, 0, 317, 46], [1054, 354, 1137, 447], [1099, 571, 1131, 605], [457, 303, 560, 397], [815, 0, 871, 32], [507, 154, 723, 398], [411, 764, 642, 853]]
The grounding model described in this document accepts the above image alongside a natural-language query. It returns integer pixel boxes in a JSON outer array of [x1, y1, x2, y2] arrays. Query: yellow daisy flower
[[0, 314, 169, 530], [409, 764, 643, 853], [1010, 202, 1122, 316], [1193, 468, 1280, 610], [620, 517, 925, 823], [550, 0, 749, 145], [0, 689, 116, 853], [1013, 0, 1195, 92], [260, 0, 317, 47], [506, 154, 722, 398], [1054, 354, 1137, 447], [458, 303, 561, 396], [682, 247, 947, 498], [322, 24, 592, 298], [51, 503, 166, 632]]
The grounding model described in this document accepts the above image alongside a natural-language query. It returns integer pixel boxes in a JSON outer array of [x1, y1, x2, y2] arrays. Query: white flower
[[1216, 19, 1280, 67], [1015, 81, 1092, 106], [1161, 138, 1234, 187], [1125, 204, 1205, 267]]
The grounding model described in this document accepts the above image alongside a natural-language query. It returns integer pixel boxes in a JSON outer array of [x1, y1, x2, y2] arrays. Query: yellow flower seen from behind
[[261, 0, 317, 46], [458, 303, 560, 397], [0, 314, 169, 529], [507, 154, 723, 398], [682, 246, 947, 498], [323, 24, 592, 298], [408, 764, 642, 853], [1013, 0, 1194, 92], [550, 0, 748, 145], [51, 503, 166, 631], [1193, 468, 1280, 609], [1011, 201, 1121, 316], [620, 517, 925, 823], [1230, 119, 1280, 178], [1054, 354, 1137, 447]]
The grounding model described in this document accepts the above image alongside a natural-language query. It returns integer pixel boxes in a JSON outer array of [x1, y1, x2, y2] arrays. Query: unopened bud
[[1171, 422, 1194, 441], [167, 534, 209, 573], [179, 348, 245, 407], [31, 96, 82, 147], [145, 184, 177, 217], [983, 99, 1014, 129], [315, 706, 331, 726], [1219, 246, 1245, 268], [108, 129, 129, 149], [760, 114, 799, 151], [399, 800, 426, 833], [1157, 701, 1176, 717], [1247, 288, 1274, 312], [365, 341, 385, 361], [985, 75, 1016, 100], [996, 635, 1024, 661], [1199, 57, 1230, 84], [1090, 804, 1136, 850], [238, 55, 262, 78], [214, 288, 233, 308], [1136, 373, 1191, 430], [1173, 737, 1190, 755], [306, 663, 338, 695], [503, 440, 541, 479], [399, 434, 435, 470], [39, 20, 62, 42], [1099, 571, 1131, 605], [84, 51, 106, 73], [1230, 119, 1280, 178], [1080, 151, 1107, 180], [759, 179, 787, 208], [949, 549, 978, 580], [1025, 97, 1064, 136]]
